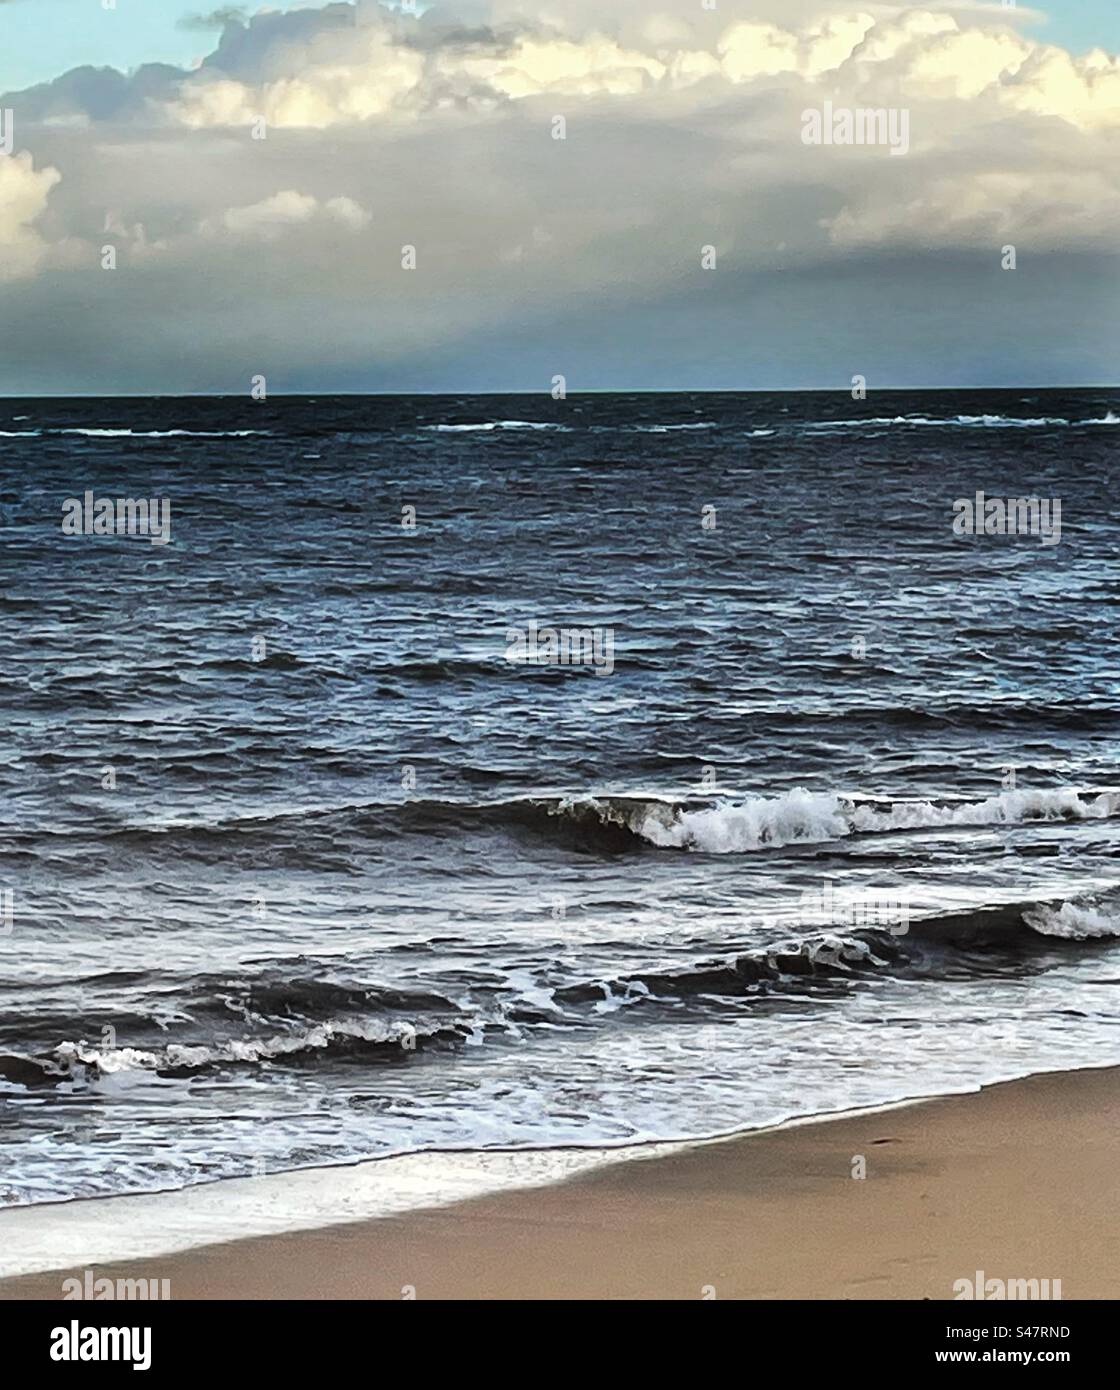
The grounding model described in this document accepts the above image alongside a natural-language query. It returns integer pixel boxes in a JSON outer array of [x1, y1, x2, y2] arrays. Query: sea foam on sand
[[0, 1145, 663, 1280]]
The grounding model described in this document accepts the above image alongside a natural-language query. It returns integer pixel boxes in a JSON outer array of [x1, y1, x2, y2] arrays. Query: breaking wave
[[68, 786, 1120, 861], [47, 1019, 472, 1079], [621, 787, 1119, 853], [1023, 899, 1120, 940]]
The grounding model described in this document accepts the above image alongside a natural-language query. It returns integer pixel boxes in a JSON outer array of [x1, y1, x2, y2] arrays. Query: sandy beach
[[3, 1066, 1116, 1301]]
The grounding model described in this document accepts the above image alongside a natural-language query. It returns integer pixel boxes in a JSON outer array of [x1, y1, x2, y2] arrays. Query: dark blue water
[[2, 389, 1120, 1205]]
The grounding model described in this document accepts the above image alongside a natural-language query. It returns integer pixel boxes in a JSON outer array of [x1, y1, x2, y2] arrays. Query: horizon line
[[2, 383, 1118, 401]]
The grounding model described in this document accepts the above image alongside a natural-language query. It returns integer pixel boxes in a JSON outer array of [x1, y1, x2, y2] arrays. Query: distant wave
[[1, 427, 267, 439], [423, 420, 570, 433], [630, 422, 717, 433], [435, 420, 722, 435], [800, 413, 1116, 430], [57, 428, 266, 438], [7, 414, 1113, 444]]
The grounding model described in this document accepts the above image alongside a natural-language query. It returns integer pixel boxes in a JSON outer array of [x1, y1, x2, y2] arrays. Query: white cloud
[[1001, 44, 1120, 129], [719, 23, 803, 81], [137, 7, 1120, 136], [0, 151, 60, 279], [323, 194, 371, 232], [432, 35, 668, 99], [202, 189, 371, 239]]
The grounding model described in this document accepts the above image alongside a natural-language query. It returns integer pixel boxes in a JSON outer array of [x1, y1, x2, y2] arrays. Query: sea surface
[[2, 388, 1119, 1207]]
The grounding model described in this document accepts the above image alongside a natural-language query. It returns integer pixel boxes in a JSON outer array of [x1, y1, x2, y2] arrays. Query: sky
[[0, 1, 1117, 393]]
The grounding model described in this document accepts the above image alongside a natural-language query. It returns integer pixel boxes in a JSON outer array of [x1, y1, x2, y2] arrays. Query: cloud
[[0, 151, 61, 279], [824, 169, 1120, 252], [178, 8, 250, 33], [171, 28, 428, 127], [1000, 43, 1120, 129], [0, 3, 1116, 390], [201, 189, 371, 239], [10, 5, 1119, 132]]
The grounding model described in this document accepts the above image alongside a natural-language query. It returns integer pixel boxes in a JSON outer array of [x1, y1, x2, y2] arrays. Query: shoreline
[[0, 1090, 939, 1282], [3, 1065, 1118, 1300]]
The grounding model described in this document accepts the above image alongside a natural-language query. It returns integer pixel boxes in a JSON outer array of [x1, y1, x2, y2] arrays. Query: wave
[[93, 794, 663, 856], [423, 421, 569, 433], [563, 893, 1120, 1006], [6, 889, 1115, 1088], [0, 970, 474, 1084], [66, 786, 1120, 860], [630, 422, 717, 433], [1, 427, 266, 439], [622, 787, 1119, 853], [556, 888, 1120, 1007], [8, 415, 1114, 445], [46, 1018, 472, 1079], [1023, 898, 1120, 940], [805, 414, 1068, 429], [56, 428, 266, 438], [799, 413, 1117, 431]]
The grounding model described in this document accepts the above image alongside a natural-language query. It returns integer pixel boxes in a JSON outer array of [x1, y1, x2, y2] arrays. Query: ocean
[[2, 388, 1119, 1209]]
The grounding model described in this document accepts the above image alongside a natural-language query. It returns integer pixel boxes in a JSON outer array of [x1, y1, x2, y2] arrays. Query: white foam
[[635, 422, 716, 432], [637, 789, 849, 851], [56, 428, 264, 438], [0, 1146, 655, 1279], [636, 787, 1117, 853], [804, 414, 1070, 429], [53, 1019, 417, 1076], [425, 421, 567, 432], [0, 1079, 1071, 1281], [1024, 900, 1120, 940]]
